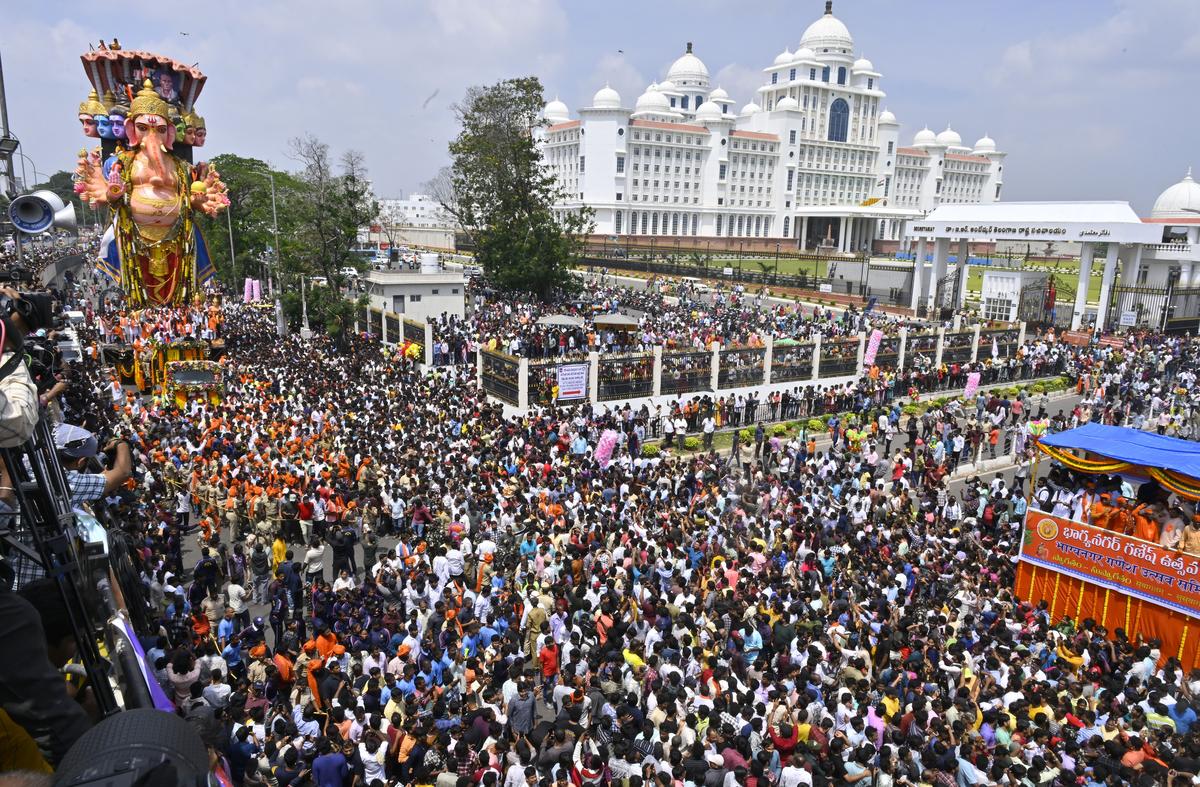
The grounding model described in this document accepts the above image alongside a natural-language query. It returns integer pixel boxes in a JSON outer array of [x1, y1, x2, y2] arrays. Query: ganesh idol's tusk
[[160, 144, 169, 153]]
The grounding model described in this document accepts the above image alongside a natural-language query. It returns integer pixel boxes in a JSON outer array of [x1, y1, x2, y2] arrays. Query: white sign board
[[556, 363, 589, 401], [818, 283, 834, 294], [1119, 310, 1137, 327], [722, 267, 734, 276]]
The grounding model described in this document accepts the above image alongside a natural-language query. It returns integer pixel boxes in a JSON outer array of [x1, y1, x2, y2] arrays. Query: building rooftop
[[366, 271, 465, 285]]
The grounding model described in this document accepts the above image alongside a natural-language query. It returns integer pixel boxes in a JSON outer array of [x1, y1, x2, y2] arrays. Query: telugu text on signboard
[[555, 363, 589, 401]]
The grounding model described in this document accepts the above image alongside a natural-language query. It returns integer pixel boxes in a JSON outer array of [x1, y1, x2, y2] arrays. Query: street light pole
[[268, 169, 281, 298], [0, 49, 22, 264]]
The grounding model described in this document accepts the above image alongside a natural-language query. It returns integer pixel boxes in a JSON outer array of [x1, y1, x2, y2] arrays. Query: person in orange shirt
[[1133, 502, 1161, 543], [1090, 493, 1113, 531]]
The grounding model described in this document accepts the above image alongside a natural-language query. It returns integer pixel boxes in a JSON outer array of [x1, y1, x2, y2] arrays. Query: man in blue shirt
[[311, 737, 348, 787]]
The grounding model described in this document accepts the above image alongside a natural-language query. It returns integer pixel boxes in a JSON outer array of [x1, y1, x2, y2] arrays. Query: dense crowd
[[8, 267, 1200, 787]]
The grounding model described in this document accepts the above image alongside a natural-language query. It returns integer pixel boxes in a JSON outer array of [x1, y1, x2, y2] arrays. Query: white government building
[[538, 1, 1006, 253]]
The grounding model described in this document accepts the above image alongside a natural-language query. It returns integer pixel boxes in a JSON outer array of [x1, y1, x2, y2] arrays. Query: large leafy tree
[[443, 76, 592, 300], [197, 155, 307, 288]]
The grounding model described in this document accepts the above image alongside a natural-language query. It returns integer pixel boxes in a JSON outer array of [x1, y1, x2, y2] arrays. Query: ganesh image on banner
[[74, 44, 226, 306]]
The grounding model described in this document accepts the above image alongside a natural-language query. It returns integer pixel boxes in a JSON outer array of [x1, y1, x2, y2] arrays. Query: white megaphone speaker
[[8, 189, 78, 235]]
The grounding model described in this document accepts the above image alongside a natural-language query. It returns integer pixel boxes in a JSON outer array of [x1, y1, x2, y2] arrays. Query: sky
[[4, 0, 1198, 213]]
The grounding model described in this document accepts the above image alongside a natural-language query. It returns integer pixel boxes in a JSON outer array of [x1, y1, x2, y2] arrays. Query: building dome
[[591, 84, 621, 109], [544, 98, 569, 124], [852, 56, 874, 72], [912, 127, 937, 147], [776, 96, 799, 111], [634, 88, 671, 113], [667, 42, 709, 84], [694, 100, 722, 121], [657, 79, 676, 92], [800, 2, 853, 52], [774, 48, 794, 66], [709, 86, 729, 102], [972, 134, 996, 153], [935, 126, 961, 148], [739, 101, 762, 116], [794, 46, 816, 61], [1152, 168, 1200, 219], [878, 108, 898, 126]]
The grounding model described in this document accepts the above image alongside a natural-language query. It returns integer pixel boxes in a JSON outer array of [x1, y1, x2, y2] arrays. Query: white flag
[[991, 336, 999, 358]]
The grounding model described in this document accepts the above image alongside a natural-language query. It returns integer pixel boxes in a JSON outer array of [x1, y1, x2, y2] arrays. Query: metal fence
[[598, 353, 655, 401], [718, 347, 767, 389], [771, 343, 816, 383], [403, 318, 425, 346], [480, 350, 520, 406], [941, 331, 975, 364], [661, 351, 712, 396], [817, 339, 859, 378]]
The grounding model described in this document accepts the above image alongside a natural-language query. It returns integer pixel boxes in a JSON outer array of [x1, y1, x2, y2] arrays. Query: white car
[[339, 267, 360, 278]]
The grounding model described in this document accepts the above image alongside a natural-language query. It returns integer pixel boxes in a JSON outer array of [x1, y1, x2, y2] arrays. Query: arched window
[[828, 98, 849, 142], [783, 216, 791, 238], [651, 212, 659, 234], [671, 213, 679, 234], [837, 66, 846, 85], [716, 215, 723, 235], [615, 211, 623, 234]]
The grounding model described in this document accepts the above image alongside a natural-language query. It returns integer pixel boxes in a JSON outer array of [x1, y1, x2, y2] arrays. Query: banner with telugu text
[[1019, 513, 1200, 619]]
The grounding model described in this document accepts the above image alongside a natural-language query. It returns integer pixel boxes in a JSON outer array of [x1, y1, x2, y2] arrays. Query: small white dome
[[709, 86, 729, 101], [776, 96, 799, 111], [694, 100, 722, 121], [935, 126, 962, 148], [544, 98, 569, 124], [852, 56, 874, 72], [973, 134, 996, 153], [1152, 168, 1200, 219], [800, 4, 853, 51], [774, 48, 793, 66], [657, 79, 677, 92], [794, 46, 816, 61], [667, 43, 709, 84], [878, 109, 898, 126], [591, 84, 621, 109], [634, 88, 671, 113], [739, 101, 762, 116], [912, 127, 937, 147]]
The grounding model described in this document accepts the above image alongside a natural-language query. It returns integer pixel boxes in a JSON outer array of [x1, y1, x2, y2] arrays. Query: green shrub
[[772, 423, 790, 436], [1004, 386, 1020, 397], [683, 436, 701, 451], [806, 418, 826, 433], [739, 428, 755, 443], [641, 443, 660, 457], [1030, 383, 1046, 394], [902, 404, 922, 415]]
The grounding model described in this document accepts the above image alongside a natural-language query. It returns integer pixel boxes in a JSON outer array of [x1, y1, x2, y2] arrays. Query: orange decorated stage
[[1017, 425, 1200, 668], [1016, 514, 1200, 668]]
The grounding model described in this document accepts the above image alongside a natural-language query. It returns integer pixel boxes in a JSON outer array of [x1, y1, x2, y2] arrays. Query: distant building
[[364, 255, 465, 322], [538, 1, 1006, 254], [377, 194, 453, 228]]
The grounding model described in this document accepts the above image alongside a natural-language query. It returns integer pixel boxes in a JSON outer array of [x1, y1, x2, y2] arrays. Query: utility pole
[[0, 49, 23, 263], [268, 169, 281, 298]]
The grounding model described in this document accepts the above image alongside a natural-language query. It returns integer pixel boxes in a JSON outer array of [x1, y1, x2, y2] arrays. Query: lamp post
[[267, 168, 281, 298], [775, 242, 781, 280]]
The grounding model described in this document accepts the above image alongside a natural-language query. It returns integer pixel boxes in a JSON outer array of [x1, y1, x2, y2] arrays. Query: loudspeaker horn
[[8, 189, 77, 234]]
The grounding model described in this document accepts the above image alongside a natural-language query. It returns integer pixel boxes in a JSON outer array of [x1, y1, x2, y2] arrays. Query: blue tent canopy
[[1039, 423, 1200, 479]]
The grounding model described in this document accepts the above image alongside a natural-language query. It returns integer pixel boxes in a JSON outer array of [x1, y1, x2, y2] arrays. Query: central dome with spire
[[666, 42, 710, 86], [800, 1, 853, 52]]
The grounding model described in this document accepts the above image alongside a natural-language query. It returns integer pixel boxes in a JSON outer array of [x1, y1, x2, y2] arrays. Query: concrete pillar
[[898, 326, 908, 370], [652, 345, 663, 397], [588, 351, 600, 404], [366, 302, 373, 334], [1121, 244, 1143, 287], [956, 237, 971, 307], [763, 335, 774, 385], [811, 334, 822, 381], [926, 238, 950, 313], [799, 217, 809, 252], [1094, 242, 1120, 334], [970, 324, 981, 363], [710, 342, 721, 391], [424, 322, 434, 367], [381, 312, 388, 344], [518, 357, 530, 410], [934, 326, 946, 369], [476, 349, 483, 388], [910, 237, 927, 312], [952, 314, 962, 331], [354, 319, 360, 334], [1018, 321, 1027, 348], [856, 331, 866, 371], [838, 217, 849, 253], [1072, 242, 1095, 330]]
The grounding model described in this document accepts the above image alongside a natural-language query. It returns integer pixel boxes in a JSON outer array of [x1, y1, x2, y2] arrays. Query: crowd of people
[[7, 261, 1200, 787]]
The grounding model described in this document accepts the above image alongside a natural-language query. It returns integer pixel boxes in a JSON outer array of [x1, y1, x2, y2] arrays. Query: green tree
[[288, 135, 378, 287], [444, 76, 592, 301], [196, 155, 307, 289]]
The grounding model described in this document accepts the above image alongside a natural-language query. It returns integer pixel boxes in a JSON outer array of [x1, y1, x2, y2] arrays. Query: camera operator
[[0, 286, 50, 448], [53, 423, 133, 508]]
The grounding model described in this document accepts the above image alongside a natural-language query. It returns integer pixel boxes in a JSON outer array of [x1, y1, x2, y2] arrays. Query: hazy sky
[[4, 0, 1196, 212]]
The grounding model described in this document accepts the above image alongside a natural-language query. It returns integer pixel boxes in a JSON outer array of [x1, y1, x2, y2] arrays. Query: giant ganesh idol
[[76, 78, 227, 305]]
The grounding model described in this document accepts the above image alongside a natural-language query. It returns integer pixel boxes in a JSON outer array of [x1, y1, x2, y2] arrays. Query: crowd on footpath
[[11, 263, 1200, 787]]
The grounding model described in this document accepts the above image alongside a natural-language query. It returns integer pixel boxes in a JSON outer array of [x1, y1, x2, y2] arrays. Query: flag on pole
[[992, 336, 999, 359]]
